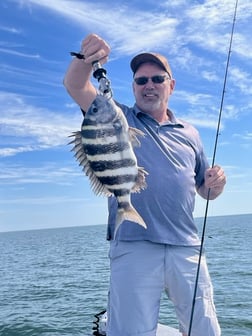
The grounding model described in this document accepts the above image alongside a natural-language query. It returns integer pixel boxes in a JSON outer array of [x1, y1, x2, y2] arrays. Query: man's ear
[[169, 79, 176, 95]]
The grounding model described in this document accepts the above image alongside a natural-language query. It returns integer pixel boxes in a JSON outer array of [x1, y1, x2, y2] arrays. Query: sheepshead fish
[[70, 94, 148, 237]]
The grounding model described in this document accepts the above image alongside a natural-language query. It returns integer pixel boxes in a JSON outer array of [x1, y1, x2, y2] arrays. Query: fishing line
[[187, 0, 239, 335]]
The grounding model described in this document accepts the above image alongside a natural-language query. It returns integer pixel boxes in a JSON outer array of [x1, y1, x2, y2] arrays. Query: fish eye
[[93, 107, 98, 113]]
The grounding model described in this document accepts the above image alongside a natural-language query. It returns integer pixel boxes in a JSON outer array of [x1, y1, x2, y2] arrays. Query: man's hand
[[81, 34, 111, 65], [197, 165, 226, 200]]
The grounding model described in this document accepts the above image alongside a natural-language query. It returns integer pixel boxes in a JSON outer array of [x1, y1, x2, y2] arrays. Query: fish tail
[[114, 205, 147, 238]]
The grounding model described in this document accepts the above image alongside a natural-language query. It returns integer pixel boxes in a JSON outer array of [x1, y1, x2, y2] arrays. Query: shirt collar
[[133, 104, 184, 128]]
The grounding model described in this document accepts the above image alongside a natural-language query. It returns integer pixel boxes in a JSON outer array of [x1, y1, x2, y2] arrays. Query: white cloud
[[186, 0, 238, 24], [229, 67, 252, 95], [233, 131, 252, 141], [201, 71, 219, 82], [10, 0, 179, 55], [0, 91, 82, 156], [0, 25, 22, 34], [233, 33, 252, 59], [0, 162, 82, 185], [0, 145, 39, 157], [9, 0, 251, 63], [0, 48, 40, 58]]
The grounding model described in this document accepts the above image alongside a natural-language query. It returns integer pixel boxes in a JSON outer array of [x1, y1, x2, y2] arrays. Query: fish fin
[[128, 127, 145, 147], [89, 174, 112, 197], [114, 205, 147, 238], [132, 166, 148, 193], [69, 131, 112, 197]]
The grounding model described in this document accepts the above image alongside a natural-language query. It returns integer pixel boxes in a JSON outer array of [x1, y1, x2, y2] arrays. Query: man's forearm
[[63, 58, 96, 111]]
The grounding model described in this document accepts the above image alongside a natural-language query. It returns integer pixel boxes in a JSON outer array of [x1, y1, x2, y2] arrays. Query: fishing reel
[[70, 52, 112, 97], [92, 61, 111, 96]]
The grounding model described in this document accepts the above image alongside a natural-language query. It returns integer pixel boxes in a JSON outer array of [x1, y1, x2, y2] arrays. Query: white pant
[[107, 240, 221, 336]]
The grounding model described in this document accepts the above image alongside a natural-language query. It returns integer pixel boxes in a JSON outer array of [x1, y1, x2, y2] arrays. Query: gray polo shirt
[[107, 103, 209, 245]]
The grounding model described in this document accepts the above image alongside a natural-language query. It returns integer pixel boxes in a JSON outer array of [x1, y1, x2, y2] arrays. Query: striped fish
[[70, 94, 148, 237]]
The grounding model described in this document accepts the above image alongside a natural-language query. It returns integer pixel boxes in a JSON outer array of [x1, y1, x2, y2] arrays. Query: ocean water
[[0, 214, 251, 336]]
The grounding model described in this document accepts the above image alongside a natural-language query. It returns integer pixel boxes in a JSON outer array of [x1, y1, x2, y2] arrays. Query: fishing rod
[[70, 52, 112, 96], [187, 0, 239, 335]]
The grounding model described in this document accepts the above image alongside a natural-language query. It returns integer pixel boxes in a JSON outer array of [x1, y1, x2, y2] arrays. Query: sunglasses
[[134, 75, 171, 86]]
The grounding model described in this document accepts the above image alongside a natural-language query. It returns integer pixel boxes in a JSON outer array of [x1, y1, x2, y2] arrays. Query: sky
[[0, 0, 251, 232]]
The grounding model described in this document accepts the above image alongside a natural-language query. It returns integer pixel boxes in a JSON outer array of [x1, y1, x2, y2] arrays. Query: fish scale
[[70, 94, 148, 237]]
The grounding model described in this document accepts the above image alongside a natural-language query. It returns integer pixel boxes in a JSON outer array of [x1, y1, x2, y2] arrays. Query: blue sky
[[1, 0, 251, 232]]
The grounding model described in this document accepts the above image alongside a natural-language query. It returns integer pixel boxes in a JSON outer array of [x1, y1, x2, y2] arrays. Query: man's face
[[132, 62, 175, 116]]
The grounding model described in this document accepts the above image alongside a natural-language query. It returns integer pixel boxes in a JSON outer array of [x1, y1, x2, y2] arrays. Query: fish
[[69, 94, 148, 237]]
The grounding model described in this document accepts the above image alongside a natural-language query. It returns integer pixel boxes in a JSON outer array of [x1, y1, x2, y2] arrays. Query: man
[[64, 34, 226, 336]]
